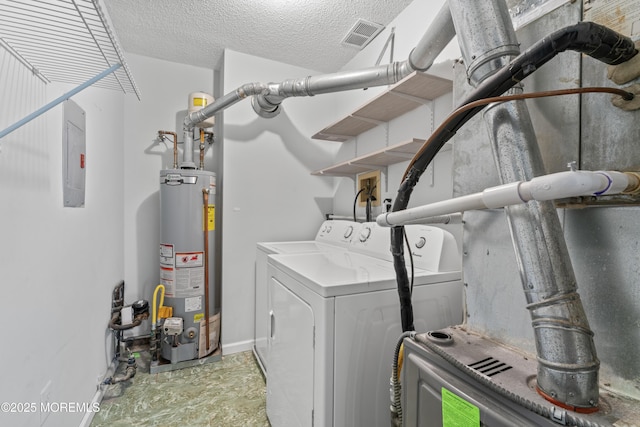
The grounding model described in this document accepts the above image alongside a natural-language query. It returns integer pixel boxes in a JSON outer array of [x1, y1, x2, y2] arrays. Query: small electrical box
[[62, 100, 86, 208], [358, 170, 381, 207]]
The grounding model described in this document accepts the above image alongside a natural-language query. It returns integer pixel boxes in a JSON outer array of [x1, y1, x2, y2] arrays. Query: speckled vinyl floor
[[91, 351, 269, 427]]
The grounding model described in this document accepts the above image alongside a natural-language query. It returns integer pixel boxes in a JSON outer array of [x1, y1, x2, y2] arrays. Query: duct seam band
[[525, 291, 580, 310], [530, 319, 595, 336], [535, 358, 600, 371]]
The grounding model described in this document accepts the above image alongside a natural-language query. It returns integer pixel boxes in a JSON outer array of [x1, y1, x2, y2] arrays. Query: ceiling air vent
[[341, 19, 385, 50]]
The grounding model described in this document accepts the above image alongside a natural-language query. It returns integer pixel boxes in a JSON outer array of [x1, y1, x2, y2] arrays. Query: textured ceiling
[[102, 0, 414, 73]]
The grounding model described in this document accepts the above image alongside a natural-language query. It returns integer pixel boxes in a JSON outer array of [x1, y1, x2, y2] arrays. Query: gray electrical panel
[[62, 100, 86, 208]]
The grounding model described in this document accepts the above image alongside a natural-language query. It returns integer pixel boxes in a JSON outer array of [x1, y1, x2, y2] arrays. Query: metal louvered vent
[[468, 357, 513, 377], [341, 19, 385, 49]]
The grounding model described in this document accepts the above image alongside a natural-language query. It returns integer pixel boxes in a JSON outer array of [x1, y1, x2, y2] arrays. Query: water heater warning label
[[441, 388, 479, 427], [176, 252, 203, 268], [203, 205, 215, 231], [184, 296, 202, 312], [160, 244, 174, 267], [160, 266, 176, 297], [174, 252, 204, 297]]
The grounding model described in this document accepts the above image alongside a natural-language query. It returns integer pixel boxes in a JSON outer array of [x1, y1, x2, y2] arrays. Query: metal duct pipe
[[181, 83, 267, 167], [254, 0, 456, 116], [408, 3, 456, 71], [184, 82, 268, 128], [254, 2, 455, 118], [179, 2, 455, 128], [448, 0, 519, 85], [483, 97, 600, 412], [449, 0, 600, 410]]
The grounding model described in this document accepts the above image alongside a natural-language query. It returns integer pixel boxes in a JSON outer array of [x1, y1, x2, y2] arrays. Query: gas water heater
[[159, 169, 216, 363], [156, 91, 218, 366]]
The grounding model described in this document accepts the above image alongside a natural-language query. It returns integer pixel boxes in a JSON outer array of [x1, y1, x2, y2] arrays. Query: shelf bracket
[[0, 63, 122, 139]]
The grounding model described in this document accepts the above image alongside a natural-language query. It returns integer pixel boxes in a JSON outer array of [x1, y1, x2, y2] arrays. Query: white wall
[[216, 2, 462, 353], [220, 50, 339, 352], [122, 54, 214, 316], [0, 48, 124, 427], [329, 0, 461, 221]]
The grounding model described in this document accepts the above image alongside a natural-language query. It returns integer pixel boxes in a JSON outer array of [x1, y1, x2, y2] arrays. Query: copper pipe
[[202, 187, 211, 353], [199, 129, 205, 170], [158, 130, 178, 169], [404, 86, 634, 180]]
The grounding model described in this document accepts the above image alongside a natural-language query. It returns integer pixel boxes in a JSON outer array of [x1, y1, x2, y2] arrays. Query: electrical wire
[[391, 85, 635, 335], [404, 86, 634, 180]]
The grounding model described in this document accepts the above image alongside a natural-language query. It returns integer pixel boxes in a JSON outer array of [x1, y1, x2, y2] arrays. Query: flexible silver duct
[[449, 0, 600, 411]]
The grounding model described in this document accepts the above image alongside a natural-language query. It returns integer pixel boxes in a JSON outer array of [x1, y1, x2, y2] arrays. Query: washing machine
[[254, 220, 361, 373], [265, 223, 464, 427]]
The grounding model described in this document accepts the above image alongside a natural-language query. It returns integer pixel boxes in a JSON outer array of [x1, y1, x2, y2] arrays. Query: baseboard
[[221, 339, 254, 355], [78, 360, 117, 427]]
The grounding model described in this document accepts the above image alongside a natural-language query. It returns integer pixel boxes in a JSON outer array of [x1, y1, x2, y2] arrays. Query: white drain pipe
[[377, 170, 640, 227]]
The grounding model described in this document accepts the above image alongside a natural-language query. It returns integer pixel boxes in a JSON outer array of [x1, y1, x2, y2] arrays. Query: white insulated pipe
[[377, 170, 639, 227]]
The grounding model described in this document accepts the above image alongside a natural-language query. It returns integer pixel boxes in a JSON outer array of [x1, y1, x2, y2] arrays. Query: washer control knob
[[344, 226, 354, 239], [359, 226, 372, 242], [415, 237, 426, 249]]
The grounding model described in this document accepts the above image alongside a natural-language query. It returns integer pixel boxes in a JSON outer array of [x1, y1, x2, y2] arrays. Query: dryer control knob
[[415, 237, 426, 249]]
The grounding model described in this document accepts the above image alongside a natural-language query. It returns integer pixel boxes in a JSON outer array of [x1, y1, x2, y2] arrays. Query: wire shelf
[[0, 0, 141, 99]]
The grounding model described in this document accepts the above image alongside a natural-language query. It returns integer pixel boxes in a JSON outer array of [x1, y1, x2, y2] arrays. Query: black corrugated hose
[[392, 21, 638, 332]]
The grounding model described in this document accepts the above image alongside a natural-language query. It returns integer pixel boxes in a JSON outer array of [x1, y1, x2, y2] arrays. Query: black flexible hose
[[353, 188, 365, 222], [391, 21, 638, 332]]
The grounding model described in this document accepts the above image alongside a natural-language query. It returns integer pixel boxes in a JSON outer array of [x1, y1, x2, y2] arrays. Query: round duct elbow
[[251, 95, 281, 119]]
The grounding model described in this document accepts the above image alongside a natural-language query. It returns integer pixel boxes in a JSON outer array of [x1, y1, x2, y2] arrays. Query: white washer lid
[[257, 240, 344, 255], [269, 251, 461, 298]]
